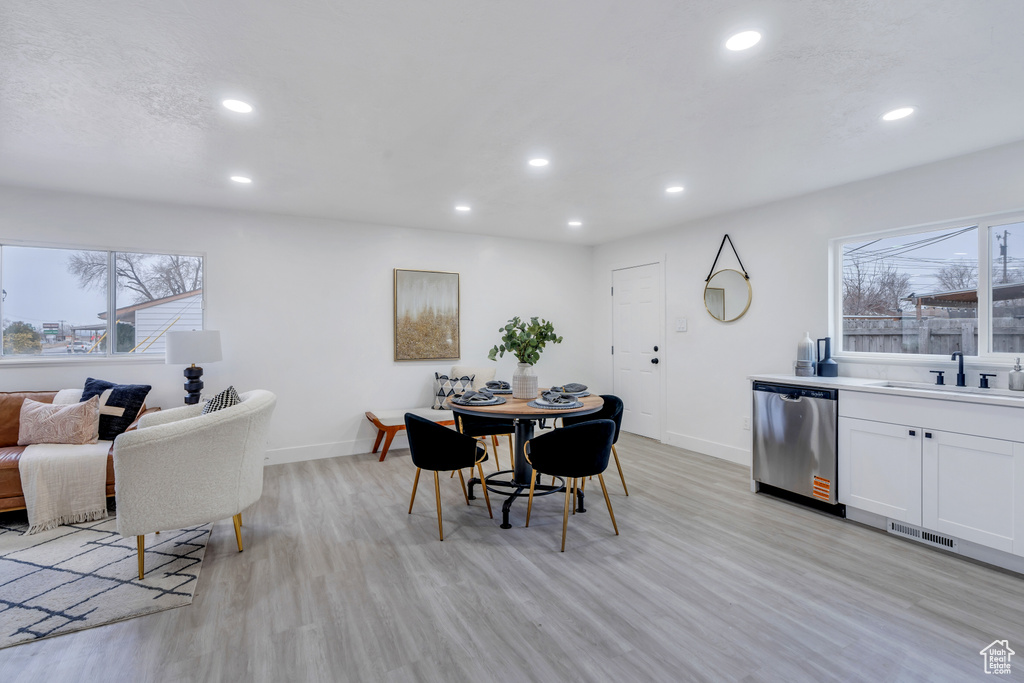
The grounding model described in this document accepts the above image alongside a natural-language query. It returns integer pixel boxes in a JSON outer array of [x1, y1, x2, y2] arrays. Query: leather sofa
[[0, 390, 154, 514]]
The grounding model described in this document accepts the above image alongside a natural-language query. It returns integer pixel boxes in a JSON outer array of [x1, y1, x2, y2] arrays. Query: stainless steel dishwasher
[[752, 381, 840, 508]]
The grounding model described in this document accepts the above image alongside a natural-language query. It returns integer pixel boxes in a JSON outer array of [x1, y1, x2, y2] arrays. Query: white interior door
[[612, 263, 662, 439]]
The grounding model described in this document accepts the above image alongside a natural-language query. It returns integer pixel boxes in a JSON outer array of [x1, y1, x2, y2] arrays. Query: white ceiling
[[2, 1, 1024, 245]]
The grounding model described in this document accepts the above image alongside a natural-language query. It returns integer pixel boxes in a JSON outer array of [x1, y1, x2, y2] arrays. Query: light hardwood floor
[[3, 434, 1023, 682]]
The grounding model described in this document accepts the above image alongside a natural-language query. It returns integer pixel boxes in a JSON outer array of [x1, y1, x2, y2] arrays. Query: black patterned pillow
[[203, 386, 241, 414], [81, 378, 152, 440], [432, 373, 474, 409]]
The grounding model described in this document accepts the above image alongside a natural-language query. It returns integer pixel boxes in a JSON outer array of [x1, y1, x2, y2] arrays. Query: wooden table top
[[446, 391, 603, 419]]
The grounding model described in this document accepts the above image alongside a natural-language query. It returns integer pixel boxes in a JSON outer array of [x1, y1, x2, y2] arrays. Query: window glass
[[113, 252, 204, 354], [842, 225, 978, 355], [1, 246, 108, 356], [990, 221, 1024, 354]]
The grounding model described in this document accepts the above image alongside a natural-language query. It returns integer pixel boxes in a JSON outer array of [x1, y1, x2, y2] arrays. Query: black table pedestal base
[[469, 470, 582, 529]]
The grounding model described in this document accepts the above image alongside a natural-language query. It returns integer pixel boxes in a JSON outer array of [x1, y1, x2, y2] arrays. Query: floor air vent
[[887, 520, 959, 552]]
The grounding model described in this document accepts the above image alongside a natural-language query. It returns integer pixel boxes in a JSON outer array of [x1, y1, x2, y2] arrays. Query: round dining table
[[447, 392, 603, 528]]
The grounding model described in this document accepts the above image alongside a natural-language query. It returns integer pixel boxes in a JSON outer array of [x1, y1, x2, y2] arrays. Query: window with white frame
[[0, 245, 203, 359], [837, 212, 1024, 358]]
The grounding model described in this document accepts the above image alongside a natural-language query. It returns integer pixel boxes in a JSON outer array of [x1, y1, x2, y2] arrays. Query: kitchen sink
[[868, 380, 1024, 399]]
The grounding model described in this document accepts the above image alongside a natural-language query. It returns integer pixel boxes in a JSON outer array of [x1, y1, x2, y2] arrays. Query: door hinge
[[611, 345, 614, 355], [611, 286, 614, 296]]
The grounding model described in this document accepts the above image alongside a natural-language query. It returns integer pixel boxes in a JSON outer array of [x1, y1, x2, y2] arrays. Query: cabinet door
[[922, 430, 1022, 554], [838, 417, 922, 525]]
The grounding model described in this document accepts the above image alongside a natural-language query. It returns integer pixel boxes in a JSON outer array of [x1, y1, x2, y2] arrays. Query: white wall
[[592, 140, 1024, 466], [0, 186, 595, 463]]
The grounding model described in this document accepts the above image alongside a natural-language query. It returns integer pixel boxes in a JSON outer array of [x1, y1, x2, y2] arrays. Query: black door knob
[[651, 358, 659, 364], [653, 345, 659, 352]]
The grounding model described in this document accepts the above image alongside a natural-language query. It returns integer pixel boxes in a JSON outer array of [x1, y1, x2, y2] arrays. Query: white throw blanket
[[18, 442, 111, 535]]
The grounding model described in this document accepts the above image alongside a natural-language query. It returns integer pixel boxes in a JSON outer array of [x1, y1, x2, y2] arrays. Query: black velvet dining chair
[[456, 413, 514, 472], [524, 419, 618, 551], [560, 394, 628, 495], [404, 413, 492, 541]]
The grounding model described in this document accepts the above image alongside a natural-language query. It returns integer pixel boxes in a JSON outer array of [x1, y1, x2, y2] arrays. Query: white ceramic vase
[[512, 362, 538, 399]]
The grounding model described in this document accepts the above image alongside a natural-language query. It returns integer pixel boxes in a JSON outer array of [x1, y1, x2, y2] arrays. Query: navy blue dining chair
[[405, 413, 492, 540], [560, 394, 627, 495], [524, 419, 618, 551]]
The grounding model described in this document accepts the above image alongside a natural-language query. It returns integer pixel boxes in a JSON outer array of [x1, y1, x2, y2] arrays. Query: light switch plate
[[676, 317, 687, 332]]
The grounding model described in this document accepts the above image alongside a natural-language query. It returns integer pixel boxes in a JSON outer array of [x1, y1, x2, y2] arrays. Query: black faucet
[[951, 351, 966, 387]]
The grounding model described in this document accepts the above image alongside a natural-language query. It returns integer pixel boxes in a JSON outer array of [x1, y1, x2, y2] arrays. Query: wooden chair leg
[[137, 535, 145, 580], [490, 435, 501, 469], [408, 468, 421, 513], [526, 470, 537, 527], [378, 428, 398, 462], [457, 469, 470, 505], [612, 444, 628, 496], [233, 513, 244, 551], [598, 474, 619, 535], [506, 435, 514, 470], [477, 462, 493, 518], [371, 429, 385, 454], [433, 471, 444, 541], [561, 478, 573, 552]]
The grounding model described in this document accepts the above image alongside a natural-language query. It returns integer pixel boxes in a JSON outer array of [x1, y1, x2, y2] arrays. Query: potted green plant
[[488, 316, 563, 398]]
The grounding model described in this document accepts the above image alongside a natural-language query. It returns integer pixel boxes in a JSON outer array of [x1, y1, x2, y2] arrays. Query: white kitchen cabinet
[[922, 431, 1024, 554], [839, 417, 922, 525]]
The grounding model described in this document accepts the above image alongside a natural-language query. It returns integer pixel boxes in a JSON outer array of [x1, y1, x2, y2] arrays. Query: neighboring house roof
[[904, 282, 1024, 308], [97, 289, 202, 323]]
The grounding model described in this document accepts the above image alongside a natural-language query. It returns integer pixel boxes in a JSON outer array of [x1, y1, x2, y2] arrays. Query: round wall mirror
[[704, 269, 752, 322]]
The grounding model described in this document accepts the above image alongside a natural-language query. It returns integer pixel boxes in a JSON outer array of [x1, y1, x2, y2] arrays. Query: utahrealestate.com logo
[[980, 640, 1014, 675]]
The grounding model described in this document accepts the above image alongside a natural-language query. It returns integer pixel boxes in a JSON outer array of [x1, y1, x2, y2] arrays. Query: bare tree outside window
[[68, 252, 202, 303], [843, 260, 913, 316]]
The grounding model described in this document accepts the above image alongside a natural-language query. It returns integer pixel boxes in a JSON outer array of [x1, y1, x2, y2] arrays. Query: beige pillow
[[451, 365, 497, 391], [18, 396, 101, 446]]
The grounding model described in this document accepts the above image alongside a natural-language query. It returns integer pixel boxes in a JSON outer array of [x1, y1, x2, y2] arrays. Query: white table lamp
[[166, 330, 222, 405]]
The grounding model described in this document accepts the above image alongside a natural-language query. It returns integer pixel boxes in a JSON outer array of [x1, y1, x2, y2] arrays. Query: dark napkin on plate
[[458, 389, 495, 403], [541, 390, 577, 405], [551, 383, 587, 393], [485, 380, 510, 390]]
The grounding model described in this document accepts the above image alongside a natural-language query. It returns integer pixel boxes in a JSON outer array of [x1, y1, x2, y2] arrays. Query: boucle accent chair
[[112, 389, 277, 579]]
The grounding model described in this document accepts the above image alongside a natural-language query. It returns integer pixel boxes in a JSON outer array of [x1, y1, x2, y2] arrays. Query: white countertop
[[748, 373, 1024, 408]]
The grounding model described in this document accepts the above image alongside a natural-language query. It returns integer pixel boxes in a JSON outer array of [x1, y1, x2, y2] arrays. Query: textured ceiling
[[2, 1, 1024, 245]]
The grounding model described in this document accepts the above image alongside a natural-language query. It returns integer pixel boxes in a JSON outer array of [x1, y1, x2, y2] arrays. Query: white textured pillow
[[18, 396, 101, 445], [450, 365, 496, 391], [52, 388, 84, 405]]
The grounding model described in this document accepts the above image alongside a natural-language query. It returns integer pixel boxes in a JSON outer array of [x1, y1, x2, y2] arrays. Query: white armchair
[[112, 390, 277, 579]]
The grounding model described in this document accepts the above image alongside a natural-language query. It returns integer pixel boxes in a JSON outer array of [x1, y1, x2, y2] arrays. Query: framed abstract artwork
[[394, 269, 460, 361]]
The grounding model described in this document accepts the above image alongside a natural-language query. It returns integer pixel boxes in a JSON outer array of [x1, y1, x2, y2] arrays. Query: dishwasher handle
[[779, 393, 803, 402]]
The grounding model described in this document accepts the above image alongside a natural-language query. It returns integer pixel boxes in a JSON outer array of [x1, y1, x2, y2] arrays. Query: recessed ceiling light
[[568, 220, 582, 227], [666, 186, 685, 194], [455, 205, 471, 212], [529, 158, 550, 167], [725, 31, 761, 51], [222, 99, 253, 113], [882, 107, 915, 121], [230, 176, 252, 184]]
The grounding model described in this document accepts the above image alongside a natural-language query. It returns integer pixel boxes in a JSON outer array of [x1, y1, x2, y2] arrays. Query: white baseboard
[[663, 431, 750, 466], [265, 434, 410, 466]]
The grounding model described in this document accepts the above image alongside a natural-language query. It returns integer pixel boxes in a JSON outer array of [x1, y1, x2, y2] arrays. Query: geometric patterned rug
[[0, 517, 212, 649]]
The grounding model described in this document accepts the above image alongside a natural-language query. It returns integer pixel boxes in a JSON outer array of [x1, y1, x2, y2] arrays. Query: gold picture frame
[[394, 269, 460, 361]]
